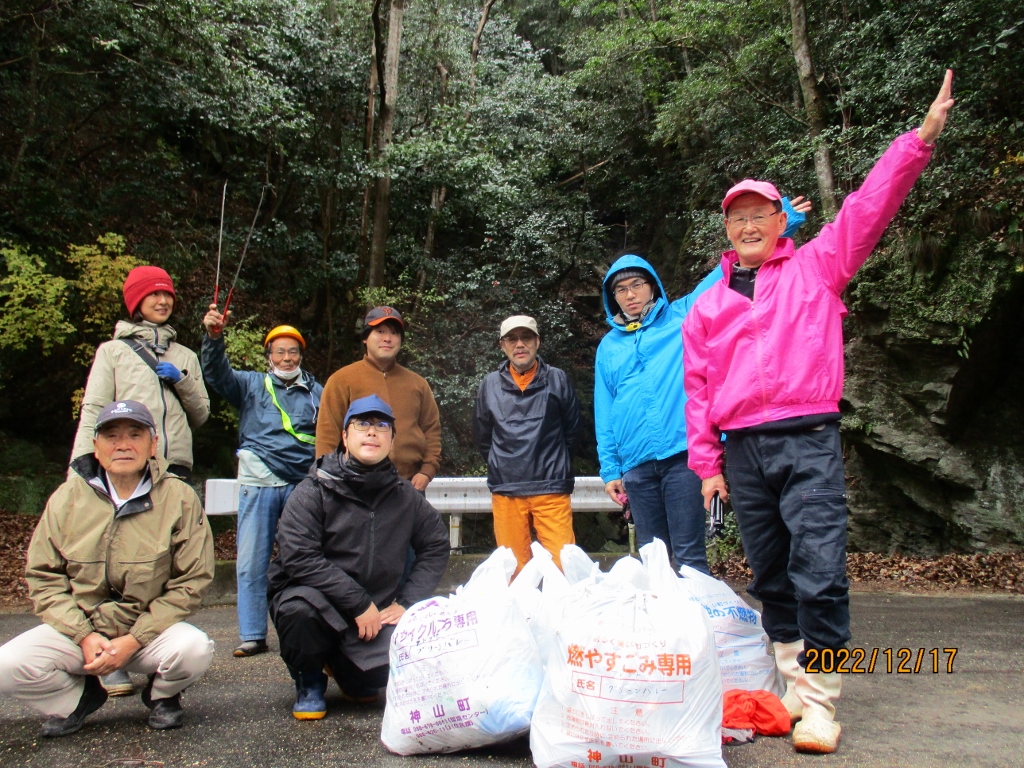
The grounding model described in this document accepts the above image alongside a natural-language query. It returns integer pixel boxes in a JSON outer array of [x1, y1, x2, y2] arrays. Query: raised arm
[[917, 69, 955, 145], [809, 71, 954, 292]]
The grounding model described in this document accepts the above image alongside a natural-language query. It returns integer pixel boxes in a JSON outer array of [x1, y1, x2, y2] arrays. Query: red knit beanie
[[123, 266, 176, 316]]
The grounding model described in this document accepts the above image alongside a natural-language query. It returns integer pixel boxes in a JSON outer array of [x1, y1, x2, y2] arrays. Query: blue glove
[[155, 361, 182, 384], [781, 196, 806, 239]]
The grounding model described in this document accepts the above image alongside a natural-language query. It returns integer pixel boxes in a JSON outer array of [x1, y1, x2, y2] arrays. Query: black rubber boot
[[40, 675, 108, 738]]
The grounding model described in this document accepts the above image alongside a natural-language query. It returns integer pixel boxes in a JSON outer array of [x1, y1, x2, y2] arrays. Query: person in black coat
[[267, 394, 449, 720], [473, 315, 581, 576]]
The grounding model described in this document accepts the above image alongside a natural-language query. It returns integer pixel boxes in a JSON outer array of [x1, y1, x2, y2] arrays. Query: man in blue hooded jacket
[[202, 308, 323, 658], [596, 256, 720, 572], [596, 200, 808, 571]]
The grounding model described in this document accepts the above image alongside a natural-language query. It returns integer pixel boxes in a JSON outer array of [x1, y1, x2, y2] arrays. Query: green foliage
[[223, 317, 271, 372], [0, 233, 139, 359], [211, 316, 270, 431], [0, 244, 74, 353], [706, 509, 744, 568], [65, 234, 141, 365]]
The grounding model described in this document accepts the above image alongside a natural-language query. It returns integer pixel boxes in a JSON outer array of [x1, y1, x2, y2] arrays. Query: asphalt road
[[1, 591, 1021, 768]]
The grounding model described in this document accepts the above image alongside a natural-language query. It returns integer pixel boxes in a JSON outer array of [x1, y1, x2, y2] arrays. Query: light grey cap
[[499, 315, 539, 338]]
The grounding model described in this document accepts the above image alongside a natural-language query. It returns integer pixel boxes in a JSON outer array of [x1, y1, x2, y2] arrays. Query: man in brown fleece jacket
[[316, 307, 441, 491]]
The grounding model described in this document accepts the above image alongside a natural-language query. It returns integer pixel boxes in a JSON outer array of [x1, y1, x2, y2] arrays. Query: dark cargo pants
[[725, 422, 850, 657], [274, 597, 389, 697]]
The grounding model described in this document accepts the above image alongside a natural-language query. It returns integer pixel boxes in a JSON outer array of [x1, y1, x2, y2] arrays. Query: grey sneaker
[[233, 639, 269, 657], [100, 669, 135, 697]]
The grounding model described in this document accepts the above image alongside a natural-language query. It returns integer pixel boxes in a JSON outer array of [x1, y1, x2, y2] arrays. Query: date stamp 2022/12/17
[[804, 647, 958, 674]]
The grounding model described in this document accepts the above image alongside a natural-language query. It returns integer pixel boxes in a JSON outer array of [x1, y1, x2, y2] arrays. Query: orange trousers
[[491, 493, 574, 576]]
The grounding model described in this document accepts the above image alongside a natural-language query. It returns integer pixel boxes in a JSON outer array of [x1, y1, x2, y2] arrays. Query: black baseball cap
[[94, 400, 156, 434], [362, 306, 405, 338]]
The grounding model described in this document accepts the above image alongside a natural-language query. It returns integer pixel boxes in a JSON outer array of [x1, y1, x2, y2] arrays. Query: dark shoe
[[40, 675, 108, 738], [291, 670, 328, 720], [141, 675, 184, 730], [100, 669, 135, 696], [233, 639, 268, 657], [147, 694, 185, 730]]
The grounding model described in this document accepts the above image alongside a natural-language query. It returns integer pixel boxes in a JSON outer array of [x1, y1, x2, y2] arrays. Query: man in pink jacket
[[683, 71, 955, 755]]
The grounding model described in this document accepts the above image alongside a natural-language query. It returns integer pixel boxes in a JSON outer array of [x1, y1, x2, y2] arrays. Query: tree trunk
[[358, 24, 381, 278], [367, 0, 407, 292], [9, 26, 39, 186], [468, 0, 498, 101], [419, 62, 450, 284], [789, 0, 837, 218], [320, 185, 336, 371]]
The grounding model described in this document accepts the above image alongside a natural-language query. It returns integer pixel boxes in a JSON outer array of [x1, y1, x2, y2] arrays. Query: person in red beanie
[[70, 265, 210, 698], [72, 266, 210, 481]]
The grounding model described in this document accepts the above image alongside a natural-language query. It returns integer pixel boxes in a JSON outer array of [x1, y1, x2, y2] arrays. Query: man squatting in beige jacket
[[0, 401, 215, 737]]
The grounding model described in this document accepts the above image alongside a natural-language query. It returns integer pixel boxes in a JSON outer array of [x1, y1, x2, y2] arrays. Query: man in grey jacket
[[473, 315, 581, 575]]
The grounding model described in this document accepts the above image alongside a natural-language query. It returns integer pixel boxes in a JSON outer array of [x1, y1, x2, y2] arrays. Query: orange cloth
[[722, 689, 791, 736], [509, 361, 538, 392], [491, 493, 574, 576]]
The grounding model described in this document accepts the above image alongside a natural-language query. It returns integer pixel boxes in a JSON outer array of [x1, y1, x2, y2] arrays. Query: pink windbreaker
[[683, 131, 934, 480]]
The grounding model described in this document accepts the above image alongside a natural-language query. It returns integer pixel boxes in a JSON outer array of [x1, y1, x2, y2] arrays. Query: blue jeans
[[237, 484, 295, 641], [622, 451, 708, 573]]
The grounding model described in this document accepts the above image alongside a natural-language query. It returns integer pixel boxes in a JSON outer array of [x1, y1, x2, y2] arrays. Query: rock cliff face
[[841, 285, 1024, 555]]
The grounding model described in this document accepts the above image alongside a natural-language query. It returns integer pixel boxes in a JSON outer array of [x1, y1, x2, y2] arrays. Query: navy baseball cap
[[344, 394, 395, 425], [94, 400, 156, 434]]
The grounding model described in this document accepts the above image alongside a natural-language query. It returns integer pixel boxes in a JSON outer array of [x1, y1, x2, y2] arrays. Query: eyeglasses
[[349, 419, 393, 433], [613, 279, 649, 297], [269, 347, 302, 359], [501, 332, 538, 345], [725, 211, 781, 228]]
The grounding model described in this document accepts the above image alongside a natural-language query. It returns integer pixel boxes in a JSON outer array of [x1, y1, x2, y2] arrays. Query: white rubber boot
[[773, 640, 804, 725], [791, 670, 842, 754]]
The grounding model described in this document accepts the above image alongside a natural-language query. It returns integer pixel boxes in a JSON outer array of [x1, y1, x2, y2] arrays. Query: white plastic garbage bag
[[530, 541, 726, 768], [508, 543, 573, 664], [677, 565, 783, 696], [381, 548, 544, 755]]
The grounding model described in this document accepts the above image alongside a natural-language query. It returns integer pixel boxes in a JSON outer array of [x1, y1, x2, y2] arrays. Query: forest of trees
[[1, 0, 1022, 506]]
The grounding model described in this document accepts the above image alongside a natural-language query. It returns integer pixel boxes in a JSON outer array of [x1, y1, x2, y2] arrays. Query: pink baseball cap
[[721, 179, 782, 212]]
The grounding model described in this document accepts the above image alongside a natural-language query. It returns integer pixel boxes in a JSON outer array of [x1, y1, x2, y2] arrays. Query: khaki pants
[[0, 622, 214, 718], [491, 492, 574, 575]]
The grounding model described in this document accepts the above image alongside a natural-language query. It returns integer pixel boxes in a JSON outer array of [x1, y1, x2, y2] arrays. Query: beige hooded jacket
[[71, 321, 210, 469]]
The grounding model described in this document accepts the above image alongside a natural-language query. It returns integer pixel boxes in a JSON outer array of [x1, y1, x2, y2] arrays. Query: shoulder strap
[[121, 339, 183, 404], [121, 338, 159, 372]]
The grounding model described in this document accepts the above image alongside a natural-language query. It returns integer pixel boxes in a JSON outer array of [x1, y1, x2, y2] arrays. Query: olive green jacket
[[71, 321, 210, 469], [26, 455, 214, 647]]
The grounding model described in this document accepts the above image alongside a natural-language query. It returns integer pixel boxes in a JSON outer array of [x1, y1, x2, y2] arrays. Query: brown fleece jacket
[[315, 356, 442, 480]]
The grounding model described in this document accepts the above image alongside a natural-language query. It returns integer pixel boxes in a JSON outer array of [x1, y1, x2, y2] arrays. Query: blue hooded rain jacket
[[594, 255, 721, 482]]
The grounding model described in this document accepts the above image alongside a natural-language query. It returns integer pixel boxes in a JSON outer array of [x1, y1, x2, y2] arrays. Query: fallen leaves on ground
[[2, 511, 1021, 609], [711, 550, 1024, 593]]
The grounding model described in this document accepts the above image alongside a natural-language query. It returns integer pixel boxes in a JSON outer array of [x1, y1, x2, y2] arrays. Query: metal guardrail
[[205, 476, 620, 549]]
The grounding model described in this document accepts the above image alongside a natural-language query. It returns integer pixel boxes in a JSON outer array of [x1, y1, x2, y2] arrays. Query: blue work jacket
[[201, 336, 323, 484]]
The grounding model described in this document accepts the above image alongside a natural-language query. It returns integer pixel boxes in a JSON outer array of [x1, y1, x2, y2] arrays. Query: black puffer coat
[[472, 357, 581, 496], [267, 451, 449, 669]]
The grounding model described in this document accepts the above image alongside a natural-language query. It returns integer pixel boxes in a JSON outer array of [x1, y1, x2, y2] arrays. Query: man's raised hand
[[918, 69, 955, 145]]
